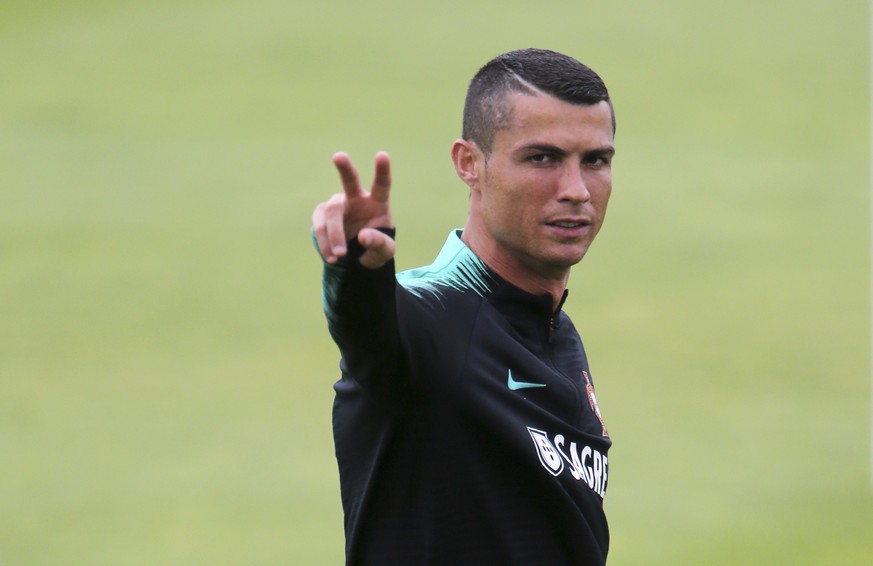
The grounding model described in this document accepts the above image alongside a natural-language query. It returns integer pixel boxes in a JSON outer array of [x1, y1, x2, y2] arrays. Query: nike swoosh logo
[[507, 369, 547, 391]]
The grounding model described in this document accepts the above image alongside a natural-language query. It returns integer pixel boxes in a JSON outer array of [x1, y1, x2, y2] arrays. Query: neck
[[460, 223, 569, 312]]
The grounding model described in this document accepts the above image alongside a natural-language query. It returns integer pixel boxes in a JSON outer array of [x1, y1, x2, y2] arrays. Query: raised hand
[[312, 151, 396, 269]]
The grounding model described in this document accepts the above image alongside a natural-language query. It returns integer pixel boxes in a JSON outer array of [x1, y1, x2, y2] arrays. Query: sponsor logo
[[507, 369, 547, 391], [526, 426, 609, 498], [527, 427, 564, 476]]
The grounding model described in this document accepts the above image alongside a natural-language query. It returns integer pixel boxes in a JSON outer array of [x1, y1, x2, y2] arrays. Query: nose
[[558, 162, 591, 204]]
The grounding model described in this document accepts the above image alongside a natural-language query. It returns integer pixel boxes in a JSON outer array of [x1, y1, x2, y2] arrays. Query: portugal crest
[[582, 371, 609, 437]]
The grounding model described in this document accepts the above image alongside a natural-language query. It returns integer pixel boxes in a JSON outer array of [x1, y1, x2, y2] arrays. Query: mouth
[[546, 217, 591, 228], [544, 218, 592, 238], [548, 220, 587, 228]]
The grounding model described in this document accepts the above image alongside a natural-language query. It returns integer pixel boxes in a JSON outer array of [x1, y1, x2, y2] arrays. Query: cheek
[[495, 189, 541, 227], [483, 174, 523, 213], [486, 192, 523, 230], [595, 186, 611, 207], [482, 169, 551, 226], [591, 177, 612, 210]]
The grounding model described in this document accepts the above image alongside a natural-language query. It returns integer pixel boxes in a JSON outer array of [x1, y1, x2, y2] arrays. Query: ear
[[451, 139, 483, 191]]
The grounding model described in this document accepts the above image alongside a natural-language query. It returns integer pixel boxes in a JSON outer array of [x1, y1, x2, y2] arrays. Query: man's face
[[472, 93, 615, 281]]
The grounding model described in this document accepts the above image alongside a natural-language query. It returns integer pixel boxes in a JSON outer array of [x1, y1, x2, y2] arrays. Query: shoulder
[[396, 230, 498, 307]]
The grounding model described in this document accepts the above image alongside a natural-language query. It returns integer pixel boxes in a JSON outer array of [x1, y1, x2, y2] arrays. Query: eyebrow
[[518, 143, 616, 158], [586, 146, 616, 160]]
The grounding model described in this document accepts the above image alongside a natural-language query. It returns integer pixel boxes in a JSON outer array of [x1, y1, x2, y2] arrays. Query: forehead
[[495, 93, 614, 151]]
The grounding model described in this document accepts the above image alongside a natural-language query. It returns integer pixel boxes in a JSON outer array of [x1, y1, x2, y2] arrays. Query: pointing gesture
[[312, 151, 396, 269]]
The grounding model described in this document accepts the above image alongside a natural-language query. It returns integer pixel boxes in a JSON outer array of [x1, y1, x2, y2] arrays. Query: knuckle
[[323, 194, 346, 214], [311, 204, 326, 225]]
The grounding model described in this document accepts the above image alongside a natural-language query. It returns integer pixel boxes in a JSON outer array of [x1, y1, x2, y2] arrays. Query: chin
[[554, 244, 590, 267], [539, 251, 587, 275]]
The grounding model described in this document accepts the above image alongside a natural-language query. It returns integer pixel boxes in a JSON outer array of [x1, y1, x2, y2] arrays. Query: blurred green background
[[1, 0, 870, 564]]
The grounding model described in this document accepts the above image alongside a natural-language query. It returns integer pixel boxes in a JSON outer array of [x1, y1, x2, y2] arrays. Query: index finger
[[371, 151, 392, 203], [332, 152, 363, 199]]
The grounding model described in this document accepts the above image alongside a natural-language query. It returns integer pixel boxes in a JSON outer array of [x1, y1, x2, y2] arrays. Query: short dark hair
[[462, 48, 614, 155]]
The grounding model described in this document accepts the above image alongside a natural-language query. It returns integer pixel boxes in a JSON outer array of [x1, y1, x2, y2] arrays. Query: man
[[312, 48, 616, 565]]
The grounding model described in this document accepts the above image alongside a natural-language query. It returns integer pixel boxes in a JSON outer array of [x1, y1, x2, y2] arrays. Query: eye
[[582, 153, 612, 168], [528, 151, 565, 165], [529, 153, 552, 164]]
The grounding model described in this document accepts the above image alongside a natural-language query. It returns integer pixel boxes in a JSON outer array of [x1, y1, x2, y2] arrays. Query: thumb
[[357, 228, 396, 269]]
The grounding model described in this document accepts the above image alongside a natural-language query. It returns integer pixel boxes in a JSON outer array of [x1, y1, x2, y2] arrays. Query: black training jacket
[[320, 229, 612, 565]]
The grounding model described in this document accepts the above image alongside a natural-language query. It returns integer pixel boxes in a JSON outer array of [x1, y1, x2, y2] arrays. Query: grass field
[[1, 0, 870, 564]]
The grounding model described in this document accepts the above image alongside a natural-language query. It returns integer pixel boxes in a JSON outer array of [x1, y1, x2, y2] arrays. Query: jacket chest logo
[[583, 371, 608, 437]]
